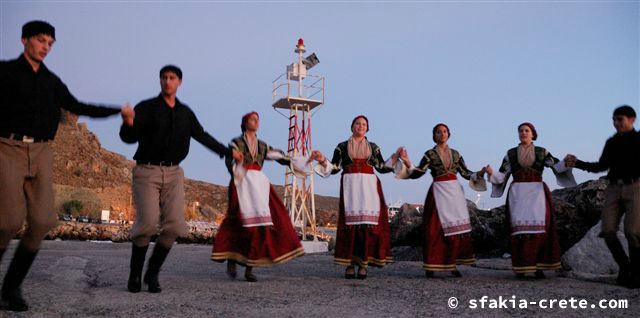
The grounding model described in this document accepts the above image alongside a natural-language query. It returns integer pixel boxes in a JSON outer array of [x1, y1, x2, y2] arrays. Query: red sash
[[343, 159, 374, 174]]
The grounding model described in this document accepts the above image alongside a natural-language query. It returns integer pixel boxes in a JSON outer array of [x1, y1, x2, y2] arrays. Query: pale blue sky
[[2, 1, 638, 208]]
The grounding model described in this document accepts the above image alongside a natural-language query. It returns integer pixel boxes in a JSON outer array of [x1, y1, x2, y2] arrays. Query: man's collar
[[615, 128, 637, 136], [156, 93, 182, 108], [17, 54, 50, 75]]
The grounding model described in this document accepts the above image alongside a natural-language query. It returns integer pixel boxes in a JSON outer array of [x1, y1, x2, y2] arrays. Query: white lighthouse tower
[[272, 38, 324, 242]]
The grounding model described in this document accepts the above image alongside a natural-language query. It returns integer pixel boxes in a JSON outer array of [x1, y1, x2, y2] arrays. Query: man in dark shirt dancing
[[567, 105, 640, 289], [120, 65, 238, 294], [0, 21, 132, 312]]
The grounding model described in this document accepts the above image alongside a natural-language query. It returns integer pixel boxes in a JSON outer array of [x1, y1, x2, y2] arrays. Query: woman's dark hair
[[432, 123, 451, 143]]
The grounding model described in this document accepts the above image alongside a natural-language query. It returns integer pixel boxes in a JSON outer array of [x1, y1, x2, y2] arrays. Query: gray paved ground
[[0, 240, 638, 317]]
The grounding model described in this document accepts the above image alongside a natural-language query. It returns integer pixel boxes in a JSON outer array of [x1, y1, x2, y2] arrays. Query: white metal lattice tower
[[272, 38, 324, 241]]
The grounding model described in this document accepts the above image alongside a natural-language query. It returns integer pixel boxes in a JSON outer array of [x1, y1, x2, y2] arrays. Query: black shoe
[[515, 273, 526, 279], [605, 238, 632, 287], [629, 247, 640, 289], [143, 244, 171, 293], [356, 268, 367, 280], [615, 268, 631, 287], [425, 271, 434, 278], [451, 270, 462, 278], [144, 269, 162, 293], [226, 261, 237, 280], [344, 266, 356, 279], [0, 288, 28, 312], [244, 272, 258, 282], [1, 244, 38, 312], [245, 267, 257, 282], [534, 270, 546, 279], [127, 244, 148, 293]]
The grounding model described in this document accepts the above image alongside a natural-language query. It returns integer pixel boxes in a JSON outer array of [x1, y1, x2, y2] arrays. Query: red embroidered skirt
[[211, 166, 304, 267], [334, 159, 393, 268], [422, 174, 475, 272], [507, 171, 561, 273]]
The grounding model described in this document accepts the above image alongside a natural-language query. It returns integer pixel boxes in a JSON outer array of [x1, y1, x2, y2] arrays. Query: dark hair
[[159, 65, 183, 80], [351, 115, 369, 132], [22, 20, 55, 40], [518, 122, 538, 141], [432, 123, 451, 143], [613, 105, 636, 118], [241, 111, 259, 132]]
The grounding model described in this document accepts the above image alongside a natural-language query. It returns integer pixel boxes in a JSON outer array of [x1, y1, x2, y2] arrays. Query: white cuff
[[488, 170, 506, 185], [469, 172, 487, 192], [266, 150, 285, 160], [384, 156, 396, 169], [394, 161, 415, 179], [314, 159, 333, 178], [290, 156, 311, 178], [553, 160, 569, 173], [553, 160, 577, 188]]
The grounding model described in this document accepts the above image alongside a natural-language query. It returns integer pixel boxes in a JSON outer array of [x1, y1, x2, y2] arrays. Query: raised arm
[[314, 146, 343, 178], [190, 111, 230, 159], [119, 104, 143, 144], [265, 144, 291, 166], [573, 141, 611, 173], [456, 155, 475, 180], [56, 80, 122, 118], [395, 151, 430, 180], [544, 149, 577, 188], [372, 146, 394, 174], [456, 154, 487, 191]]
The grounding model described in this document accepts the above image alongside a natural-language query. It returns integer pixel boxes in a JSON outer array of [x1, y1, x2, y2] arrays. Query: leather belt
[[136, 161, 179, 167]]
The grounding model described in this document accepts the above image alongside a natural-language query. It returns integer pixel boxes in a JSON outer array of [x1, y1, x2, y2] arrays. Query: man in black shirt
[[0, 21, 131, 312], [120, 65, 237, 294], [567, 105, 640, 289]]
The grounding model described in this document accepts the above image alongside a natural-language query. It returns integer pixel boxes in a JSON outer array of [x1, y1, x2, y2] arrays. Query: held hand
[[121, 104, 134, 116], [121, 104, 134, 127], [477, 167, 487, 178], [485, 165, 493, 176], [402, 157, 412, 168], [399, 148, 409, 162], [232, 150, 244, 164], [399, 148, 412, 167], [564, 154, 577, 168], [390, 147, 402, 166], [310, 150, 325, 163]]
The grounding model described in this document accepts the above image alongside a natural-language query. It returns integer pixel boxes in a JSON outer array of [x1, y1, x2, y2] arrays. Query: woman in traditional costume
[[311, 115, 394, 279], [211, 112, 305, 282], [485, 122, 575, 278], [395, 123, 486, 277]]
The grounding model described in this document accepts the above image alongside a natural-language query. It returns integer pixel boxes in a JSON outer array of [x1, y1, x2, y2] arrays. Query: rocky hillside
[[51, 111, 339, 224]]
